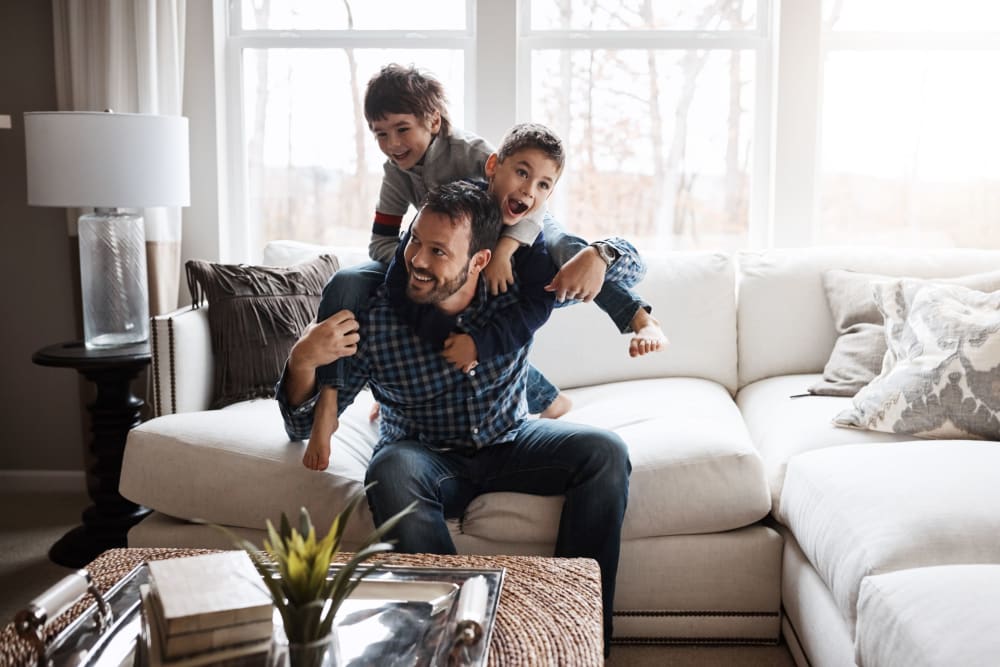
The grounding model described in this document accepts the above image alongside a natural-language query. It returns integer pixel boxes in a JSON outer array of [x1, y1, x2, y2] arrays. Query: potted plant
[[220, 484, 415, 667]]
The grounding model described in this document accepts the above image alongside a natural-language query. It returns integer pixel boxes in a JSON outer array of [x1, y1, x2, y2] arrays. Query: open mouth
[[392, 150, 411, 163], [506, 197, 529, 216]]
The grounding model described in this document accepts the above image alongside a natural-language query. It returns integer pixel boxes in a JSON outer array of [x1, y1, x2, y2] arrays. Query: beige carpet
[[0, 491, 796, 665]]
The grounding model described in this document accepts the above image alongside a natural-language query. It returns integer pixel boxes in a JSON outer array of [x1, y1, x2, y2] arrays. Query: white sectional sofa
[[119, 244, 1000, 663]]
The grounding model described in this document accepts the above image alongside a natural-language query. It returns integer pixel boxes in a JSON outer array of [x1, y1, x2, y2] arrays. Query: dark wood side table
[[32, 341, 153, 568]]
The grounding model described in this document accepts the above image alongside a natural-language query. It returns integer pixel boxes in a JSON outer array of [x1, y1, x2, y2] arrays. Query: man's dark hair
[[422, 182, 502, 258], [364, 63, 451, 135], [496, 122, 565, 173]]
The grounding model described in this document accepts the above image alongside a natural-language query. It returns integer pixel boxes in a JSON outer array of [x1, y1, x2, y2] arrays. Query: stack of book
[[141, 552, 274, 666]]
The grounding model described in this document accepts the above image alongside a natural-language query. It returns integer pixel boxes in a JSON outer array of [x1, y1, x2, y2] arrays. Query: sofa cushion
[[185, 255, 339, 408], [810, 269, 1000, 397], [834, 280, 1000, 440], [736, 374, 910, 513], [534, 251, 738, 393], [736, 247, 1000, 388], [122, 377, 769, 548], [461, 377, 771, 542], [776, 441, 1000, 636], [856, 565, 1000, 667]]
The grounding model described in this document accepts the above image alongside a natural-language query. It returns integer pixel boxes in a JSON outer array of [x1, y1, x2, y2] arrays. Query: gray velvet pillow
[[186, 255, 339, 408], [810, 269, 1000, 396]]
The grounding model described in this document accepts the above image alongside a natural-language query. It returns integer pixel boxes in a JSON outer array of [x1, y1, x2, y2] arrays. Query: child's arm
[[484, 216, 543, 295], [368, 165, 413, 264]]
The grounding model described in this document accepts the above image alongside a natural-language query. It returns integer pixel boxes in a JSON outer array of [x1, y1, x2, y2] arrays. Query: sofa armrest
[[150, 304, 213, 416]]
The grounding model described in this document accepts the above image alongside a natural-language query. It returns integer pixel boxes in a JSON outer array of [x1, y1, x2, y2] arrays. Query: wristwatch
[[589, 240, 619, 268]]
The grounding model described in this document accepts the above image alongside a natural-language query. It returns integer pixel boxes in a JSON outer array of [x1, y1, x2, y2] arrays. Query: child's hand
[[484, 258, 515, 295], [484, 236, 520, 295], [545, 247, 606, 302], [443, 333, 479, 373]]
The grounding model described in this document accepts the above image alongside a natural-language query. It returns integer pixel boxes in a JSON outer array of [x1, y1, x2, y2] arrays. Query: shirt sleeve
[[500, 215, 542, 246], [370, 162, 411, 263], [462, 235, 557, 360], [601, 236, 648, 289]]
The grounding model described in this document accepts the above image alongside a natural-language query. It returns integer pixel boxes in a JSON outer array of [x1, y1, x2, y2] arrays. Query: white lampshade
[[24, 111, 190, 208]]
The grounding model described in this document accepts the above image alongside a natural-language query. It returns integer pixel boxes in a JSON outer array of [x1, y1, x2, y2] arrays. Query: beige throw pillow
[[186, 255, 339, 408], [833, 280, 1000, 440], [810, 269, 1000, 396]]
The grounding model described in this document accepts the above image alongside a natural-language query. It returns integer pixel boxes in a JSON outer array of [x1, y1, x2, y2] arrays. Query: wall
[[0, 1, 86, 482]]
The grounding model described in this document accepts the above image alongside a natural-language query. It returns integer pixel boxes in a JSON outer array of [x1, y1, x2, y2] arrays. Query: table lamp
[[24, 111, 190, 348]]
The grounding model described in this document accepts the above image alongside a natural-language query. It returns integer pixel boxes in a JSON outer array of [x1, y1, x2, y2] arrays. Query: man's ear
[[484, 153, 499, 179], [470, 248, 492, 274]]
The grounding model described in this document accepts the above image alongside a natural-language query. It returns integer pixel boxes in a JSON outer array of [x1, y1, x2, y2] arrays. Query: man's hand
[[545, 246, 606, 303], [289, 310, 360, 372], [285, 310, 359, 408], [483, 236, 520, 295], [443, 333, 479, 373]]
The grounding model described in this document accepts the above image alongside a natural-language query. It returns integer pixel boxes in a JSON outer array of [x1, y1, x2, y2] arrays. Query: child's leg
[[315, 261, 387, 387], [526, 364, 572, 418], [305, 386, 338, 470], [308, 262, 386, 464]]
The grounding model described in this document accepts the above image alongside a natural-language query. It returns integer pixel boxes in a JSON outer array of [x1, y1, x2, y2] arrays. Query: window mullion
[[772, 0, 822, 247], [473, 0, 518, 145]]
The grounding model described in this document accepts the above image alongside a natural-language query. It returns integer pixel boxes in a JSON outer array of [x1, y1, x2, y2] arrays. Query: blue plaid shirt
[[277, 277, 548, 452]]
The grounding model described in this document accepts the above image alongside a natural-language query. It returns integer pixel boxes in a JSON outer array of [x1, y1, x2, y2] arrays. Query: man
[[277, 181, 630, 650]]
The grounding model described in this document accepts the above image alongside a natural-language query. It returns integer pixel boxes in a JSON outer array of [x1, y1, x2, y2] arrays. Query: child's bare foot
[[540, 393, 572, 419], [304, 387, 338, 470], [629, 311, 668, 358]]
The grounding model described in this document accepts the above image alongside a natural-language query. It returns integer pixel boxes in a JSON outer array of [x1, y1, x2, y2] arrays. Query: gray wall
[[0, 1, 86, 473]]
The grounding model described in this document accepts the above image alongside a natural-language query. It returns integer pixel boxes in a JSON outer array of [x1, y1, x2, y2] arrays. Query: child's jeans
[[542, 214, 650, 332], [314, 261, 562, 415]]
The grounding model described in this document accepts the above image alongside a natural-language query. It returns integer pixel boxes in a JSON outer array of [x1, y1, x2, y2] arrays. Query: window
[[220, 1, 1000, 261], [227, 1, 470, 260], [816, 0, 1000, 247], [522, 0, 773, 251]]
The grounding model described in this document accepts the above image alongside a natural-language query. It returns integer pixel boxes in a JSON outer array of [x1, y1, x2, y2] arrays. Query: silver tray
[[40, 562, 504, 667]]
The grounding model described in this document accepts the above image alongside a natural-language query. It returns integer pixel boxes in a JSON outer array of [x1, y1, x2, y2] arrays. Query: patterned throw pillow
[[833, 280, 1000, 440], [810, 269, 1000, 396], [186, 255, 339, 409]]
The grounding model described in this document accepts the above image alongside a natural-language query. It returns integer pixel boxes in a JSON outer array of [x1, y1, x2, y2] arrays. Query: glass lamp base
[[78, 210, 150, 349]]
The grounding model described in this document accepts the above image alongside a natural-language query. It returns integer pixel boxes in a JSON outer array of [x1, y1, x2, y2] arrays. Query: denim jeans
[[543, 215, 649, 333], [364, 419, 631, 647], [315, 262, 561, 412], [315, 261, 387, 386]]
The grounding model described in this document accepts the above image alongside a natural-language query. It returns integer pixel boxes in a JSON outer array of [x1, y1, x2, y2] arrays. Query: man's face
[[403, 209, 474, 306], [370, 112, 440, 171], [485, 148, 561, 226]]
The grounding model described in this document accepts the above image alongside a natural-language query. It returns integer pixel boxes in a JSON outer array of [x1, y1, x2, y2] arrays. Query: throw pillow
[[186, 255, 339, 408], [833, 280, 1000, 440], [810, 269, 1000, 396]]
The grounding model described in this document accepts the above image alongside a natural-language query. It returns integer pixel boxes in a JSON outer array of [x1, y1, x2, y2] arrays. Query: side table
[[32, 341, 153, 568]]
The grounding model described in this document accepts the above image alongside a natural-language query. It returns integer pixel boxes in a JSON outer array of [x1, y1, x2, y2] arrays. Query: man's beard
[[406, 261, 470, 305]]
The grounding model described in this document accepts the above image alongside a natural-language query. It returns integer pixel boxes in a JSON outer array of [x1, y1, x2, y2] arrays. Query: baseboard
[[0, 470, 86, 493]]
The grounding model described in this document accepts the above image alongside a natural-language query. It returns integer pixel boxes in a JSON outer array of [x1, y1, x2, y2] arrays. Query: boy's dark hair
[[496, 122, 565, 173], [364, 63, 451, 135], [422, 181, 502, 258]]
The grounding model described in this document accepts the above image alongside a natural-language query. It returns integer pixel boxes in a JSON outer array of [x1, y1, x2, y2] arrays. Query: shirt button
[[469, 369, 476, 376], [457, 315, 464, 324], [472, 427, 479, 434]]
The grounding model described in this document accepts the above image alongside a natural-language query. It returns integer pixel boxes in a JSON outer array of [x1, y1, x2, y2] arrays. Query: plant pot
[[266, 623, 341, 667]]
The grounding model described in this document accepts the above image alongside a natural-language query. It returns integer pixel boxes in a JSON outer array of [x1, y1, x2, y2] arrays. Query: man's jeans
[[365, 419, 631, 646]]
